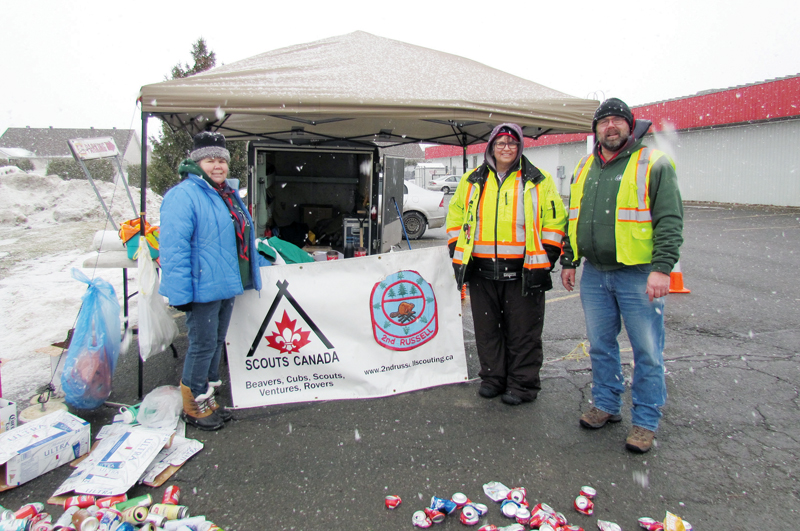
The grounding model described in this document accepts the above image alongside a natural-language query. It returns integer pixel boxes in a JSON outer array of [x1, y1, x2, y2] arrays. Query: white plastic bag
[[137, 385, 182, 429], [137, 236, 179, 361]]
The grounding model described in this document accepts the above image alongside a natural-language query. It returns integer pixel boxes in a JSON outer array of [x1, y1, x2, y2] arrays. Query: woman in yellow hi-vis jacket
[[447, 124, 567, 405]]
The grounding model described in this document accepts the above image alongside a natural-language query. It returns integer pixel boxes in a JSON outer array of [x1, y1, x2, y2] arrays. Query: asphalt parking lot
[[2, 202, 799, 531]]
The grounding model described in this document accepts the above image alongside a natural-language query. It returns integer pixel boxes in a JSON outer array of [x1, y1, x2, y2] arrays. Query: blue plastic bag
[[62, 269, 121, 409]]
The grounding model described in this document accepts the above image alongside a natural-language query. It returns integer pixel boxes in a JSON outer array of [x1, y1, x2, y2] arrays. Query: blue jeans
[[182, 298, 235, 397], [580, 261, 666, 431]]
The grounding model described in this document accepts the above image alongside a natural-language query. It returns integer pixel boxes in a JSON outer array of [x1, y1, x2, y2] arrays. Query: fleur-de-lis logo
[[265, 311, 311, 353]]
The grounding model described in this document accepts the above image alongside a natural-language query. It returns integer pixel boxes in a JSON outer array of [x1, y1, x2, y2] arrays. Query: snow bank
[[0, 171, 162, 227]]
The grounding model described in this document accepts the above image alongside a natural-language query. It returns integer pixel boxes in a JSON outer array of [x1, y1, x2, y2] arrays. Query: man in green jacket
[[560, 98, 684, 453]]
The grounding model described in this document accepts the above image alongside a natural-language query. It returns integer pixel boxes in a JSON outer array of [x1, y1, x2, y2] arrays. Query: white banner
[[227, 246, 467, 408]]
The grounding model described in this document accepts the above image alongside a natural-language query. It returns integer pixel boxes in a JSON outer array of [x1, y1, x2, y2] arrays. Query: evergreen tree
[[148, 38, 247, 196]]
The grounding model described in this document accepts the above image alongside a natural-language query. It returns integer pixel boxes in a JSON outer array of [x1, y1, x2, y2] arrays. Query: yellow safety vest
[[568, 147, 671, 265], [449, 167, 564, 277]]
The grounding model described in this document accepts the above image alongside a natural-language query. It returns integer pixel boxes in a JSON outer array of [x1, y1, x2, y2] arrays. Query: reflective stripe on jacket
[[568, 147, 672, 265]]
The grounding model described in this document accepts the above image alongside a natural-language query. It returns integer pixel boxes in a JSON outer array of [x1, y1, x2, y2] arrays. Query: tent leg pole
[[140, 113, 149, 233]]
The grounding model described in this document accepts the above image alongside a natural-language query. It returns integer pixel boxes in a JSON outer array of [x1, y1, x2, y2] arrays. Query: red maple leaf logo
[[265, 311, 311, 353]]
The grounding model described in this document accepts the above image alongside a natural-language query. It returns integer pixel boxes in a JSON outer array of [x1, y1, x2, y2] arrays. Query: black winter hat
[[190, 131, 230, 163], [592, 98, 634, 133]]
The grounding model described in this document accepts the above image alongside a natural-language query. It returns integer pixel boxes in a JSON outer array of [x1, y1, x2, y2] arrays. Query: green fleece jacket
[[560, 120, 683, 275]]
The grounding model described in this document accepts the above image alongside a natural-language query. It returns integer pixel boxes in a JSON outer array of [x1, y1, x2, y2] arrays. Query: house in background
[[0, 127, 146, 174]]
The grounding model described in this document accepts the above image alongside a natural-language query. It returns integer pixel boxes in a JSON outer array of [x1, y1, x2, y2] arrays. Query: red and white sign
[[68, 137, 119, 160], [226, 246, 467, 408]]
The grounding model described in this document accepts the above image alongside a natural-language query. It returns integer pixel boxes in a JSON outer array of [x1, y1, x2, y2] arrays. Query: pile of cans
[[0, 485, 226, 531]]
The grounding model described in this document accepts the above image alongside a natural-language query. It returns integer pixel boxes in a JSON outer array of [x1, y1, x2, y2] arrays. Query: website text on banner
[[226, 246, 468, 408]]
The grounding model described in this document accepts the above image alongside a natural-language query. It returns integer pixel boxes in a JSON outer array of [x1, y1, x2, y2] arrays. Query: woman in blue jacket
[[159, 132, 266, 430]]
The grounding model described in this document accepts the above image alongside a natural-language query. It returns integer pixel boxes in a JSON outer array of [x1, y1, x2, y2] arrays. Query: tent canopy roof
[[139, 31, 597, 147]]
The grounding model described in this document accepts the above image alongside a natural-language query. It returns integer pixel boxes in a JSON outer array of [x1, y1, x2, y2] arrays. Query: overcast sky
[[2, 0, 798, 137]]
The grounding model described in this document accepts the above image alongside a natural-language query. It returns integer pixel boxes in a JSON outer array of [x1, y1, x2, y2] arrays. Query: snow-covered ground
[[0, 166, 162, 404]]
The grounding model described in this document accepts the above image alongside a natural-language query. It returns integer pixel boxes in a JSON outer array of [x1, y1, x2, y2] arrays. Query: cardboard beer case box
[[0, 409, 90, 491], [0, 398, 16, 433]]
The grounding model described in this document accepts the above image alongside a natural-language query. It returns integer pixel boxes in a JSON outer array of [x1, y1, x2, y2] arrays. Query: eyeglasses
[[494, 141, 520, 150], [596, 116, 628, 128]]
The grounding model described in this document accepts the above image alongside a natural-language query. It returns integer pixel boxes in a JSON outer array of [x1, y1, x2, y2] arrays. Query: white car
[[403, 181, 445, 240], [427, 174, 460, 194]]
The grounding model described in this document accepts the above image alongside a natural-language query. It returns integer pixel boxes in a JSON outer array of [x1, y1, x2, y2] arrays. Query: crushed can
[[482, 481, 511, 503], [96, 495, 127, 509], [467, 503, 489, 517], [554, 512, 569, 526], [0, 505, 13, 521], [53, 506, 79, 529], [459, 505, 480, 526], [430, 497, 457, 515], [580, 486, 597, 499], [538, 524, 557, 531], [31, 522, 55, 531], [638, 517, 664, 531], [506, 487, 527, 504], [384, 495, 402, 510], [597, 520, 623, 531], [477, 526, 498, 531], [500, 500, 520, 518], [15, 504, 44, 520], [64, 496, 95, 510], [451, 492, 471, 508], [423, 508, 445, 524], [515, 506, 531, 525], [574, 495, 594, 515], [162, 485, 181, 505], [412, 510, 432, 528]]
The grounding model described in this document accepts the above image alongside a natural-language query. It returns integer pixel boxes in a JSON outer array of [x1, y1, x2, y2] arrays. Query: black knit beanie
[[190, 131, 230, 163], [592, 98, 634, 133]]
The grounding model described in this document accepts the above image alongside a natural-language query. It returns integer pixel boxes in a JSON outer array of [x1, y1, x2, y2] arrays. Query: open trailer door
[[379, 155, 404, 253]]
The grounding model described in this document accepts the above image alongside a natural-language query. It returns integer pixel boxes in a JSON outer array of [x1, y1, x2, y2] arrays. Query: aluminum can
[[500, 499, 519, 518], [29, 514, 51, 525], [150, 504, 189, 520], [597, 521, 623, 531], [64, 497, 95, 511], [482, 481, 510, 503], [115, 524, 136, 531], [121, 506, 148, 525], [14, 505, 44, 520], [554, 512, 569, 526], [531, 502, 555, 516], [459, 505, 480, 526], [71, 509, 98, 531], [477, 526, 498, 531], [138, 525, 154, 531], [31, 522, 55, 531], [562, 526, 585, 531], [162, 516, 207, 531], [539, 524, 557, 531], [574, 495, 593, 516], [467, 503, 488, 517], [96, 496, 127, 509], [529, 508, 557, 529], [384, 495, 402, 510], [637, 518, 664, 531], [326, 250, 339, 261], [422, 508, 445, 524], [144, 512, 167, 528], [506, 487, 526, 504], [97, 508, 122, 531], [162, 485, 181, 505], [53, 506, 79, 530], [114, 494, 152, 511], [579, 485, 597, 499], [683, 521, 693, 531], [0, 506, 13, 521], [515, 506, 531, 525], [451, 492, 470, 508], [412, 511, 432, 529], [0, 520, 32, 531], [429, 497, 456, 515]]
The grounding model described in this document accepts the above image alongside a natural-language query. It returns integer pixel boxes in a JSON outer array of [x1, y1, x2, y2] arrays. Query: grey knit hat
[[190, 131, 230, 163]]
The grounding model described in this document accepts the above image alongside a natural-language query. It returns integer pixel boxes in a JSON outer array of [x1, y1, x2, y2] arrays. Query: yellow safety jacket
[[568, 147, 672, 265], [447, 157, 566, 294]]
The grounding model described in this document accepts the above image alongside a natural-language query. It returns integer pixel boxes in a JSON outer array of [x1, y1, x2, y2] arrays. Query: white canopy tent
[[136, 30, 597, 209]]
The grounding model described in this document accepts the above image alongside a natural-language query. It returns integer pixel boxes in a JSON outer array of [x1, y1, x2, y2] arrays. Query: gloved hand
[[175, 303, 193, 312]]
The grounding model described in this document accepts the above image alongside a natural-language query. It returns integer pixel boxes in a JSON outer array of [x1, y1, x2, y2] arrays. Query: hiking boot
[[478, 384, 501, 399], [206, 384, 233, 422], [626, 426, 656, 453], [500, 392, 523, 406], [579, 407, 622, 429], [180, 382, 224, 431]]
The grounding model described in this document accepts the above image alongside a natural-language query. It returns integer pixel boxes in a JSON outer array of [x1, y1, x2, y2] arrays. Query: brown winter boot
[[206, 383, 233, 422], [180, 382, 224, 431]]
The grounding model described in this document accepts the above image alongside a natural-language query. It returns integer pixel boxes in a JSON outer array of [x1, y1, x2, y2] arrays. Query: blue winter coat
[[159, 172, 266, 305]]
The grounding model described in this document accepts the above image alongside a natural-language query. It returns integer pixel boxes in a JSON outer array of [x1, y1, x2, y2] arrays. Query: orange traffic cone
[[669, 261, 691, 294]]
